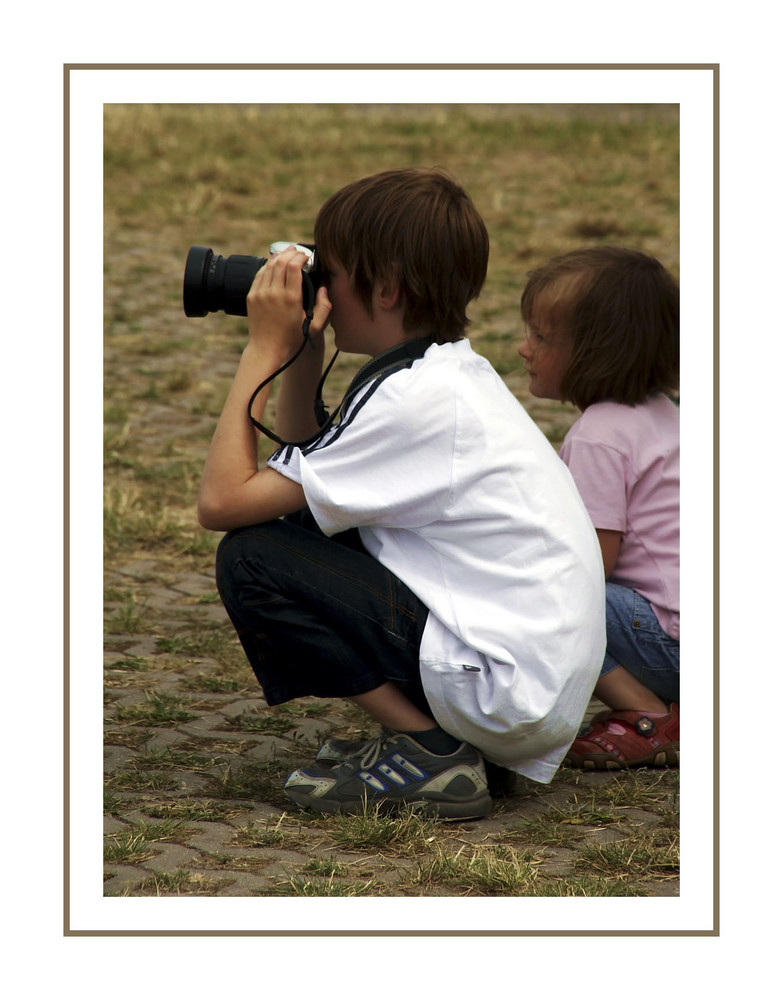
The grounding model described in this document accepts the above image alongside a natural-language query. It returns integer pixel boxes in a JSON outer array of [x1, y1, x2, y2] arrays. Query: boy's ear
[[375, 267, 402, 311]]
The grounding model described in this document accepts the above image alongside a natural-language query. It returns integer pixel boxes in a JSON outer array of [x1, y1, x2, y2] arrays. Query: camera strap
[[247, 325, 432, 449]]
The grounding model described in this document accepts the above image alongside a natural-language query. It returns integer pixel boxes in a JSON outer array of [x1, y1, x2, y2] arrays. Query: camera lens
[[183, 246, 267, 317], [183, 243, 324, 318]]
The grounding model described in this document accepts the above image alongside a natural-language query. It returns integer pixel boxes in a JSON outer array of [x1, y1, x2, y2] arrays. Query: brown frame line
[[65, 62, 718, 937]]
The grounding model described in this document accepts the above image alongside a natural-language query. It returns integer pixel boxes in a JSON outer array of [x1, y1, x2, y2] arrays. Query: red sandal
[[565, 703, 679, 770]]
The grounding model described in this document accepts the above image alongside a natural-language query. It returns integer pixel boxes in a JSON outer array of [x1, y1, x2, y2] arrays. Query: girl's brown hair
[[520, 246, 679, 409], [314, 168, 489, 343]]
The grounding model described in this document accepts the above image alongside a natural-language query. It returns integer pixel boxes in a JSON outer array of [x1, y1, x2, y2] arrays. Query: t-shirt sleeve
[[267, 373, 456, 536], [560, 432, 629, 534]]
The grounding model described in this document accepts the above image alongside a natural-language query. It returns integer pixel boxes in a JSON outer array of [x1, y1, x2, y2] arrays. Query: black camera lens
[[183, 245, 267, 317], [183, 243, 325, 318]]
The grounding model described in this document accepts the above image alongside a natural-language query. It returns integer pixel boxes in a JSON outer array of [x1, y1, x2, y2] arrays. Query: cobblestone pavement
[[104, 560, 679, 899]]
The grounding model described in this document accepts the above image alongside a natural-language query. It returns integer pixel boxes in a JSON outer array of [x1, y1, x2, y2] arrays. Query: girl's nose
[[518, 337, 531, 359]]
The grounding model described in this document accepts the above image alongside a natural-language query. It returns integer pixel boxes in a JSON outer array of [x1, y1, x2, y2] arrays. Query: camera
[[183, 242, 325, 317]]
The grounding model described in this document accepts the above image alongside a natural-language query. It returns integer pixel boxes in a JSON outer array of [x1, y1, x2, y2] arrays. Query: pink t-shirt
[[559, 395, 679, 640]]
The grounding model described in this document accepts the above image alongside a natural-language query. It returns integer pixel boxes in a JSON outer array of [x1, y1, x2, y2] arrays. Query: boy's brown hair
[[314, 168, 489, 343], [520, 246, 680, 409]]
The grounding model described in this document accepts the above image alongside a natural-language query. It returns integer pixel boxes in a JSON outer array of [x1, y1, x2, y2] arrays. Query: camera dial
[[269, 242, 318, 274]]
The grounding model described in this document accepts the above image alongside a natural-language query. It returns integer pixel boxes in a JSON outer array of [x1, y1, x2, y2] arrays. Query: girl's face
[[517, 303, 573, 401]]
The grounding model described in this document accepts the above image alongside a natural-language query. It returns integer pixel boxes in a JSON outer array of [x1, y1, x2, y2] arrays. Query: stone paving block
[[210, 870, 274, 895], [142, 727, 193, 751], [621, 807, 665, 828], [170, 773, 213, 795], [177, 714, 243, 738], [119, 637, 162, 657], [169, 573, 216, 596], [537, 847, 580, 876], [104, 865, 147, 895], [640, 879, 679, 897], [242, 737, 292, 763], [104, 745, 138, 772], [229, 805, 288, 827], [104, 815, 131, 835], [183, 822, 243, 852], [105, 649, 147, 667], [583, 824, 629, 845], [219, 698, 271, 719], [114, 560, 160, 580], [190, 603, 231, 624], [144, 587, 186, 608], [143, 842, 202, 874]]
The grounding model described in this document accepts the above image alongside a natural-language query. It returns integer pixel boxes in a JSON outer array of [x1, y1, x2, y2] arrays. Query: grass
[[328, 802, 440, 854], [104, 819, 193, 864], [131, 871, 229, 897], [407, 843, 544, 896], [113, 691, 199, 726], [103, 103, 679, 898], [258, 872, 381, 897], [575, 828, 680, 881]]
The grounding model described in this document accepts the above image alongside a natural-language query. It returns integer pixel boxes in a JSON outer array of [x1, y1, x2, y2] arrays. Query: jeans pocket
[[630, 591, 670, 643]]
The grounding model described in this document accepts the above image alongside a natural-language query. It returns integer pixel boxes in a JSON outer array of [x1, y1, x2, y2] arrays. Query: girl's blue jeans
[[603, 582, 680, 704], [215, 510, 431, 712]]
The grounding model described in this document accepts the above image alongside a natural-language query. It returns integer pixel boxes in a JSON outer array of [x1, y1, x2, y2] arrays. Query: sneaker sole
[[284, 786, 492, 820]]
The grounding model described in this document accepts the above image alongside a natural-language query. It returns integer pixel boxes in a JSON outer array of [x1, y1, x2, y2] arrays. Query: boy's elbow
[[198, 468, 302, 531], [197, 489, 231, 531]]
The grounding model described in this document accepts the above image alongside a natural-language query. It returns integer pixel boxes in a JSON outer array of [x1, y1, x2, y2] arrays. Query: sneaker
[[315, 728, 392, 767], [564, 703, 680, 770], [316, 730, 516, 799], [285, 731, 492, 819]]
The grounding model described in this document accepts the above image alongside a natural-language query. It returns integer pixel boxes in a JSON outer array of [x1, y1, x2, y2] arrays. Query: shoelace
[[357, 734, 393, 770]]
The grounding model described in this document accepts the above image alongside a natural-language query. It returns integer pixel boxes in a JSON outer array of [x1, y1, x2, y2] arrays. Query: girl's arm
[[197, 247, 330, 531], [596, 528, 622, 578]]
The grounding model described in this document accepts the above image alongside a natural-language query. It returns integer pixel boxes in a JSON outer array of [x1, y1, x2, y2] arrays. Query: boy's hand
[[245, 246, 331, 354]]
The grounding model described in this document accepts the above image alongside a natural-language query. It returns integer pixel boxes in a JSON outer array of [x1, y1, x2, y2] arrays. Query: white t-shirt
[[268, 339, 605, 782]]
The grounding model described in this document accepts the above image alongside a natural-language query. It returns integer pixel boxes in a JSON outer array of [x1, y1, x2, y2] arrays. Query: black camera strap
[[247, 320, 431, 449]]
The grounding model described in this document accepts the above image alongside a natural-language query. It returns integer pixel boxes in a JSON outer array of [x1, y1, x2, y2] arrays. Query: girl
[[518, 246, 680, 769]]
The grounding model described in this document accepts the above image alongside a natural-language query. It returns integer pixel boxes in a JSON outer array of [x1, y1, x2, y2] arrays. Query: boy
[[199, 168, 605, 818]]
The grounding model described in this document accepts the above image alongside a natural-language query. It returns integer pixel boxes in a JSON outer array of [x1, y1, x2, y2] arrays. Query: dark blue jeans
[[215, 510, 431, 712]]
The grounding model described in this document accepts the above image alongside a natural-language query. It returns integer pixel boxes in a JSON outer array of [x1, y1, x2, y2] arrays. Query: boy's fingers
[[250, 247, 307, 291], [273, 248, 309, 288], [310, 286, 332, 334]]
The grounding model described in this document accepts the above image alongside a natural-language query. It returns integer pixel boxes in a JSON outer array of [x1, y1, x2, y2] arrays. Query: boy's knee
[[215, 530, 240, 598], [215, 522, 289, 599], [215, 528, 260, 597]]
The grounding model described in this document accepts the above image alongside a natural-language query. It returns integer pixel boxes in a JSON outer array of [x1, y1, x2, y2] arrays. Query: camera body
[[183, 242, 325, 317]]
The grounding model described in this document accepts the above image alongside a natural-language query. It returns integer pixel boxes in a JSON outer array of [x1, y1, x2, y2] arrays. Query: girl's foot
[[564, 703, 679, 769]]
